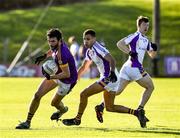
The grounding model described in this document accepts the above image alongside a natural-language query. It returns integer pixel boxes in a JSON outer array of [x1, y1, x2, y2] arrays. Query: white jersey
[[85, 41, 110, 78], [123, 31, 153, 72]]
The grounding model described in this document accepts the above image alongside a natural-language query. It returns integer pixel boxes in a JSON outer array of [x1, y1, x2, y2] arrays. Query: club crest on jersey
[[89, 50, 95, 57], [140, 38, 148, 43]]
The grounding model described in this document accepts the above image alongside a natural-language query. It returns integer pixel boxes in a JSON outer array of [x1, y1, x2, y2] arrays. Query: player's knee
[[105, 105, 115, 112], [34, 92, 42, 101], [80, 90, 89, 99], [151, 84, 155, 91], [80, 92, 87, 100], [147, 84, 154, 92]]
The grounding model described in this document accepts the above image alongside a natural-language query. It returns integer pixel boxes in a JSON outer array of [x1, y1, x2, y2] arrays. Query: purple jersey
[[52, 42, 77, 84]]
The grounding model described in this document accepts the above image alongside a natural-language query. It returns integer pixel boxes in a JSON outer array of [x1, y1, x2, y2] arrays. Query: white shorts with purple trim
[[119, 65, 147, 81], [97, 69, 120, 92], [53, 80, 75, 96]]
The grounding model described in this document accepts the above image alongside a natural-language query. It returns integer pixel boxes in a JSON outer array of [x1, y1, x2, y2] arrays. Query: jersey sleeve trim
[[60, 63, 68, 68]]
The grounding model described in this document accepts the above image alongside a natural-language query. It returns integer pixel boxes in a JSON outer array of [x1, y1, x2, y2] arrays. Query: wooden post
[[152, 0, 160, 76]]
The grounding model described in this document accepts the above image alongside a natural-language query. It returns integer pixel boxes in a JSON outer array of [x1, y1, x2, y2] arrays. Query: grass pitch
[[0, 77, 180, 138]]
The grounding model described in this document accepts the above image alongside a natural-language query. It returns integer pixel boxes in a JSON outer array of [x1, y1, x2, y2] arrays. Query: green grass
[[0, 0, 180, 76], [0, 78, 180, 138]]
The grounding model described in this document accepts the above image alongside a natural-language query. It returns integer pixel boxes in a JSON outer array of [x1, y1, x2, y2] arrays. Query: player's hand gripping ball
[[42, 60, 58, 78]]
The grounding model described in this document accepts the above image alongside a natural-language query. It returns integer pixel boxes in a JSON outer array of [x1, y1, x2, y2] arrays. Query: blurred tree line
[[0, 0, 95, 11]]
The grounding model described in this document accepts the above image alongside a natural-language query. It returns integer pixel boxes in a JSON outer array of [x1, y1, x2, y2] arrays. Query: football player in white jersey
[[95, 16, 157, 128], [62, 29, 118, 126], [62, 29, 150, 127]]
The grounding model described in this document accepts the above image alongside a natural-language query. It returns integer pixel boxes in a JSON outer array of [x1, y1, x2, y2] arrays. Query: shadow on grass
[[69, 126, 180, 135], [12, 125, 180, 136]]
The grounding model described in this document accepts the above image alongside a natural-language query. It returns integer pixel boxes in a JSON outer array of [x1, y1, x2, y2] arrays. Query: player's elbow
[[116, 40, 124, 49], [116, 40, 121, 48]]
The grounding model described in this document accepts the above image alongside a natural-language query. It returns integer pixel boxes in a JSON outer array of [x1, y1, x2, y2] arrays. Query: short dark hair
[[83, 29, 96, 37], [137, 16, 149, 26], [47, 28, 62, 40]]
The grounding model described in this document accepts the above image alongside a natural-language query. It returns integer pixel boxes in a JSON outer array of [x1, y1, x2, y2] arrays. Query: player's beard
[[84, 43, 90, 48], [50, 44, 58, 51]]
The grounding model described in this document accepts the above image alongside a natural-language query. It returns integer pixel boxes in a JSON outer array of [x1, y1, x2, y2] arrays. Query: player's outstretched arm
[[104, 53, 117, 82], [35, 50, 52, 65], [104, 53, 116, 72], [78, 60, 92, 80]]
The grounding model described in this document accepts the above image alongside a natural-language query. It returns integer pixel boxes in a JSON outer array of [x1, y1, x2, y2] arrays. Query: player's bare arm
[[50, 64, 70, 79], [78, 60, 92, 79], [147, 42, 158, 58], [46, 50, 53, 57], [117, 39, 130, 54], [104, 53, 116, 71], [104, 53, 117, 82], [147, 50, 157, 58]]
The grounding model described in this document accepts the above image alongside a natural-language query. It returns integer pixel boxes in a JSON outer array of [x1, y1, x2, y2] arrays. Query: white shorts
[[53, 80, 76, 96], [97, 69, 120, 92], [119, 66, 147, 81]]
